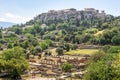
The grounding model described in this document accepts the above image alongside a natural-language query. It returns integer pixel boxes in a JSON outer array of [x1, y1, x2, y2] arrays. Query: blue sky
[[0, 0, 119, 23]]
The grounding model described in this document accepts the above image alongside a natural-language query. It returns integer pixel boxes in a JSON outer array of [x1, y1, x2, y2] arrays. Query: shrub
[[108, 46, 120, 54], [62, 62, 72, 72], [56, 47, 64, 55]]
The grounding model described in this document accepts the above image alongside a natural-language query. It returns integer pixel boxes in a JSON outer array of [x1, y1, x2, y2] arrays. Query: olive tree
[[0, 47, 29, 78]]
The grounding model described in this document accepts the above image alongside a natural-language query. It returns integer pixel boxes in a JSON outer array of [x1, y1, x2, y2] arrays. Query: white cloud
[[0, 13, 32, 23], [0, 18, 6, 22], [5, 13, 16, 18]]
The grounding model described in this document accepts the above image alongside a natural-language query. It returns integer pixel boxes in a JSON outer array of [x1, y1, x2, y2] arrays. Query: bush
[[90, 51, 106, 62], [111, 34, 120, 45], [56, 47, 63, 55], [64, 43, 70, 51], [111, 53, 120, 79], [108, 46, 120, 54], [101, 45, 111, 53], [62, 62, 72, 72], [84, 49, 120, 80], [84, 61, 113, 80], [72, 44, 78, 50], [34, 46, 42, 53]]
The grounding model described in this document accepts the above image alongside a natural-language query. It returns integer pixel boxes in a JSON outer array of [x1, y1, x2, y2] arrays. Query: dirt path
[[24, 77, 56, 80]]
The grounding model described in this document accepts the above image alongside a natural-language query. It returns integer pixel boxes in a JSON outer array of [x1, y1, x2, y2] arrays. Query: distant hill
[[0, 21, 16, 28]]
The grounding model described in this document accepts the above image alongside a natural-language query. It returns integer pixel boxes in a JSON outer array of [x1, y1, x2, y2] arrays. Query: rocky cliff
[[27, 8, 110, 25], [34, 8, 107, 22]]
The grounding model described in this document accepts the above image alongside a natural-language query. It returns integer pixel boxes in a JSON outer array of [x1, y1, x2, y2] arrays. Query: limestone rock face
[[34, 8, 109, 24]]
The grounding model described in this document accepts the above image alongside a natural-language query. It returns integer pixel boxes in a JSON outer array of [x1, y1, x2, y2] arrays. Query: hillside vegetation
[[1, 8, 120, 79]]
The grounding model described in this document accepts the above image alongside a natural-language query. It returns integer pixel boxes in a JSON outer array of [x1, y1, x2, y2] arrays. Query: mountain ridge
[[0, 21, 15, 28]]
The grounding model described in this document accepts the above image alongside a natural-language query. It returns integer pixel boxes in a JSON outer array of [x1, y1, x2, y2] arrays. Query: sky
[[0, 0, 120, 23]]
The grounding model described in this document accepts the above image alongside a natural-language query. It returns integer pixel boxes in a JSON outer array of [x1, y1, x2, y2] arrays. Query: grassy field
[[65, 49, 99, 55], [50, 48, 99, 55]]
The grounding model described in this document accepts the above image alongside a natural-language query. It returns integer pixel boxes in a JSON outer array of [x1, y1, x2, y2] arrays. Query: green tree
[[39, 42, 49, 50], [84, 61, 113, 80], [72, 44, 78, 50], [112, 53, 120, 79], [56, 47, 64, 55], [90, 51, 106, 62], [20, 40, 29, 49], [30, 38, 39, 46], [100, 30, 115, 45], [101, 23, 110, 30], [34, 25, 42, 33], [108, 46, 120, 54], [0, 43, 3, 50], [25, 33, 33, 39], [7, 43, 13, 49], [64, 43, 70, 51], [30, 28, 37, 36], [81, 34, 92, 43], [15, 28, 22, 35], [0, 29, 3, 38], [34, 46, 42, 55], [111, 34, 120, 45], [0, 47, 29, 78], [101, 45, 111, 53], [84, 50, 116, 80]]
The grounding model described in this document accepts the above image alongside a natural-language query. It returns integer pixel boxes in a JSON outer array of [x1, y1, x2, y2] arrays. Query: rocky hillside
[[26, 8, 111, 26]]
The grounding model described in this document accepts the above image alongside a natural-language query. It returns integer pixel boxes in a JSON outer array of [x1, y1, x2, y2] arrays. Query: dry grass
[[65, 49, 98, 55], [50, 48, 57, 55], [94, 30, 104, 36], [50, 48, 98, 55]]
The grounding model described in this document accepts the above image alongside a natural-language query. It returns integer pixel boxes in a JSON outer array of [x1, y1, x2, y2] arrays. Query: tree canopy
[[0, 47, 29, 78]]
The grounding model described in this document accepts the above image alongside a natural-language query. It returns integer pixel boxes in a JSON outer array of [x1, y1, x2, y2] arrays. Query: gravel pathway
[[24, 77, 56, 80]]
